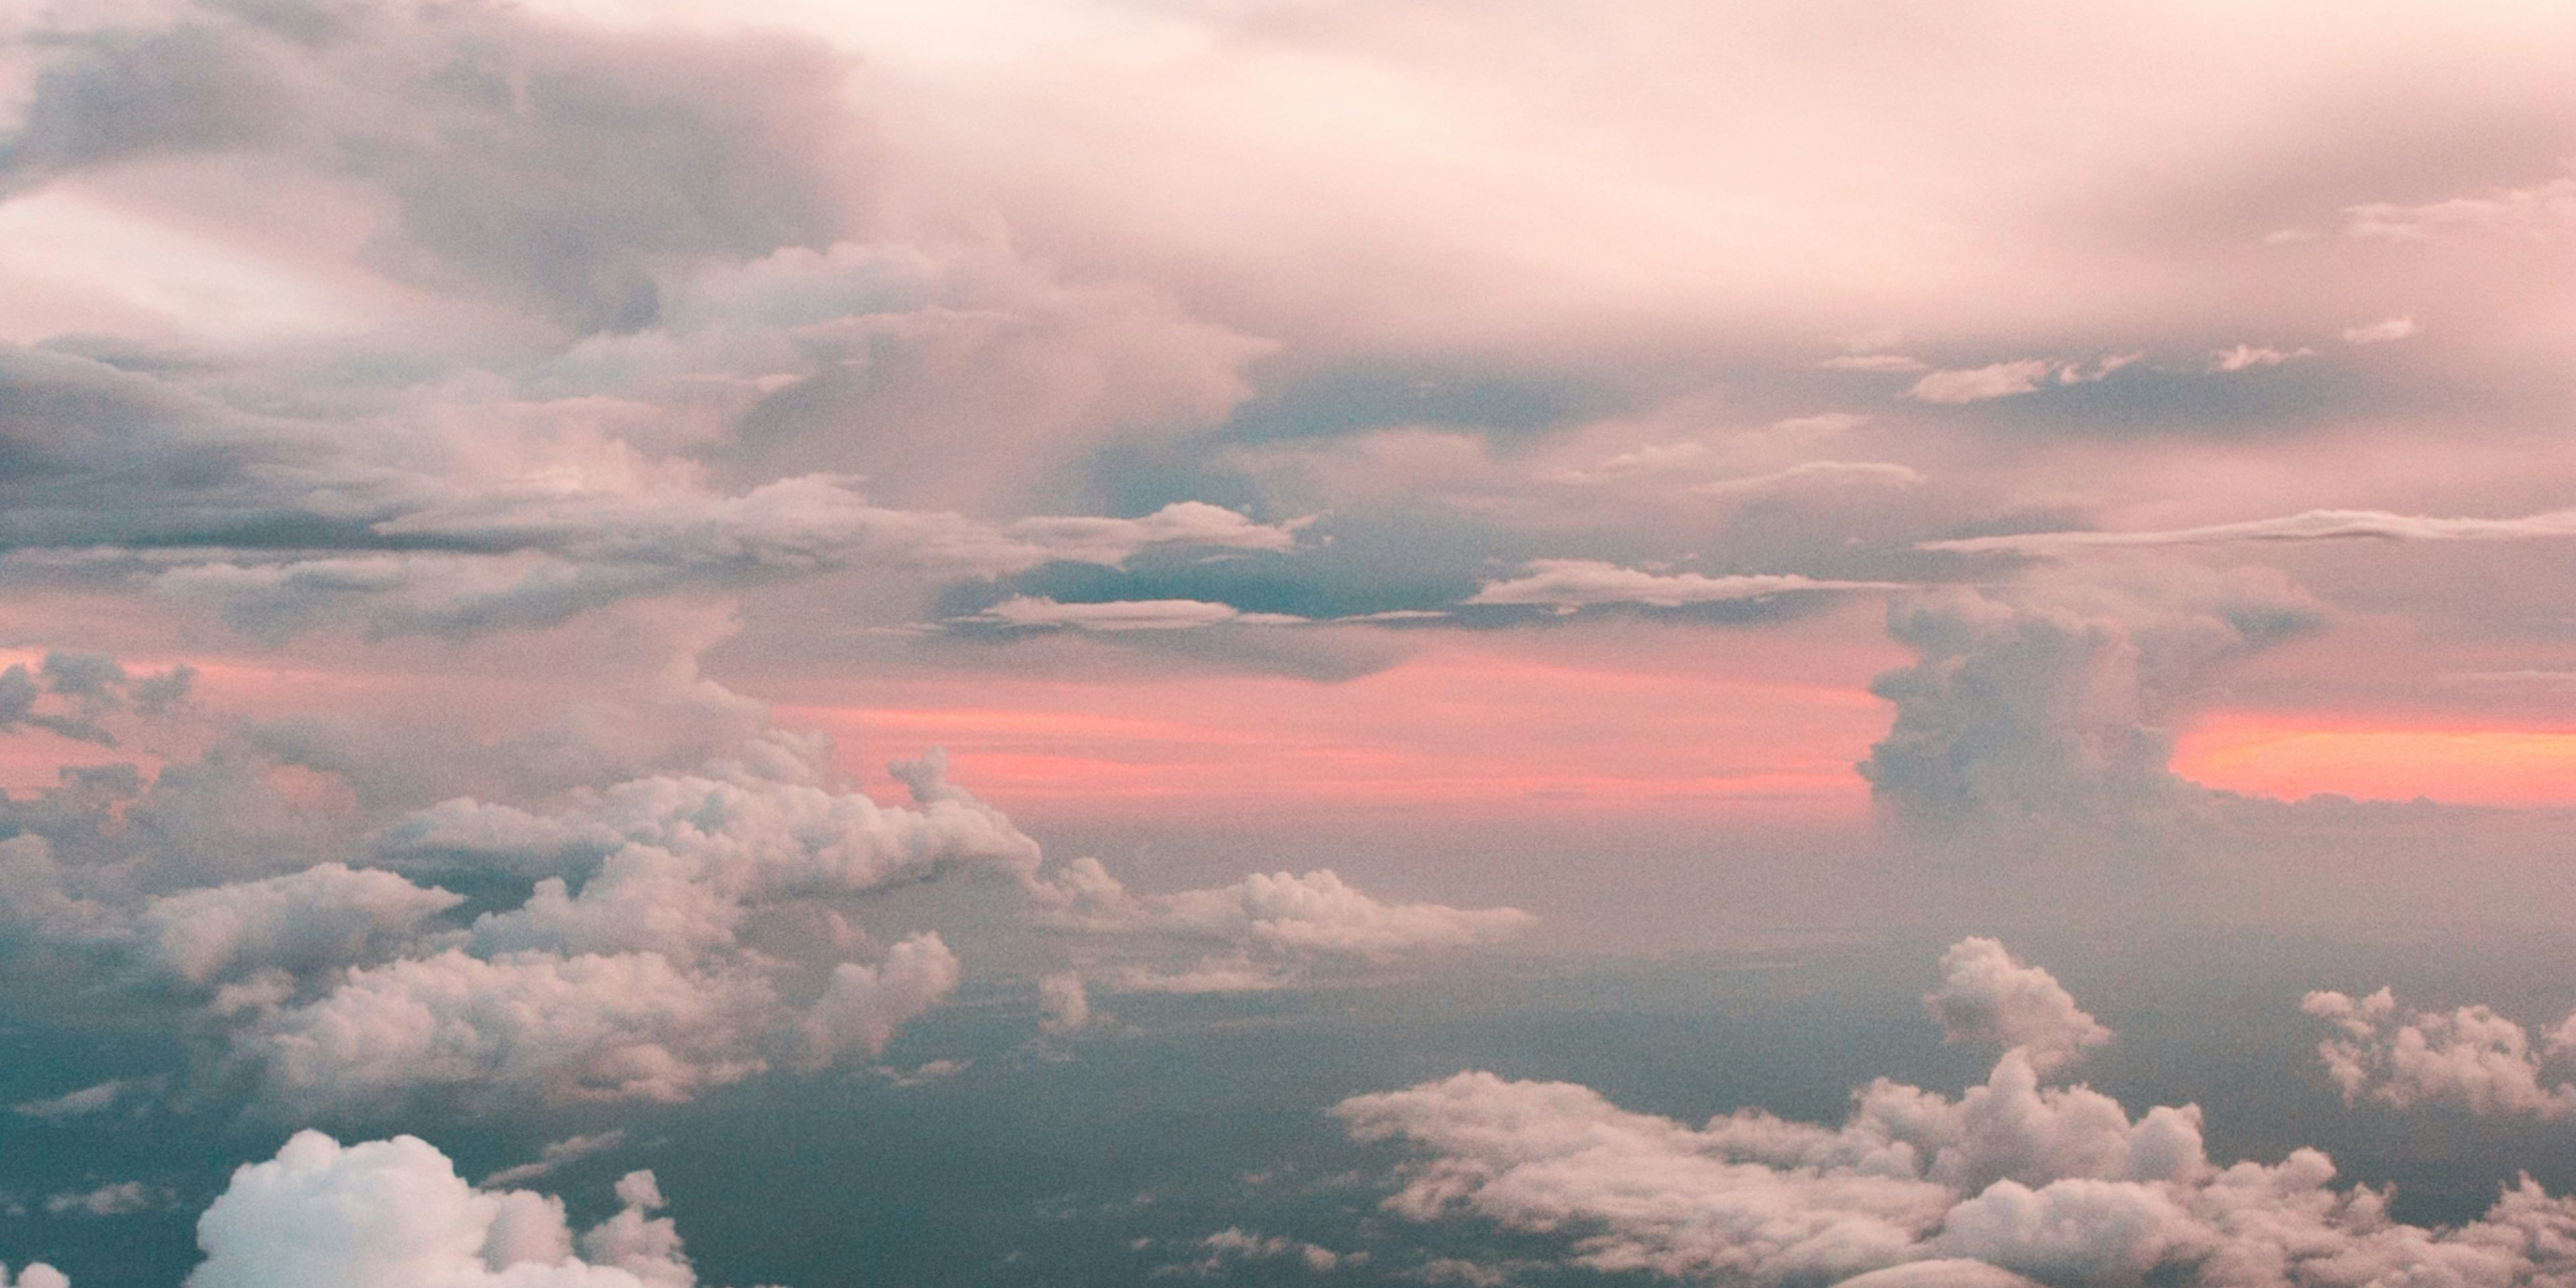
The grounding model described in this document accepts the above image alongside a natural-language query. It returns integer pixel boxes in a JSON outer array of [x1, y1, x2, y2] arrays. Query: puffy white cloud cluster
[[2302, 987, 2576, 1120], [186, 1130, 750, 1288], [221, 743, 1006, 1111], [1925, 938, 2110, 1074], [1339, 937, 2576, 1288], [0, 1263, 68, 1288], [0, 736, 1002, 1113], [1034, 860, 1533, 991]]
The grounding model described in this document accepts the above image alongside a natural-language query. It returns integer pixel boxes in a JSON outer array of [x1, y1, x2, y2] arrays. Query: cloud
[[1857, 568, 2318, 835], [963, 596, 1309, 632], [1036, 861, 1533, 991], [0, 3, 857, 333], [1167, 1228, 1363, 1277], [2341, 316, 2420, 344], [483, 1131, 631, 1189], [1921, 506, 2576, 555], [2205, 345, 2310, 372], [186, 1130, 714, 1287], [149, 484, 1312, 641], [1909, 361, 2057, 405], [1821, 354, 1931, 374], [42, 1181, 162, 1216], [11, 1080, 137, 1122], [2343, 172, 2576, 242], [0, 651, 193, 746], [1925, 937, 2110, 1074], [2302, 987, 2576, 1120], [796, 933, 961, 1071], [137, 863, 463, 986], [1466, 560, 1908, 609], [0, 1264, 66, 1288], [1905, 356, 2139, 405], [1338, 937, 2576, 1288], [1038, 971, 1091, 1033], [1688, 461, 1923, 498]]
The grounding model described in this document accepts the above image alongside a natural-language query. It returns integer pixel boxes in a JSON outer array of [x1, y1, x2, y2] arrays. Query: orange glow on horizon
[[2177, 716, 2576, 808], [781, 630, 1900, 822]]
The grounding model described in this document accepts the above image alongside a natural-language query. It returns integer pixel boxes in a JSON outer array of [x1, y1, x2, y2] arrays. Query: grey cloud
[[1857, 568, 2319, 837], [1, 3, 857, 332]]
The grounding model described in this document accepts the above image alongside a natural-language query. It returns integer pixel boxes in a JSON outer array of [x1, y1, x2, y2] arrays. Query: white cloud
[[1036, 860, 1533, 991], [1688, 461, 1922, 498], [2341, 315, 2419, 344], [239, 948, 782, 1111], [1922, 506, 2576, 555], [482, 1131, 629, 1189], [1821, 354, 1930, 373], [12, 1080, 136, 1121], [138, 864, 462, 986], [2343, 174, 2576, 241], [1339, 937, 2576, 1288], [43, 1181, 162, 1216], [1924, 937, 2110, 1074], [1467, 560, 1907, 609], [796, 934, 961, 1070], [1907, 356, 2140, 404], [1169, 1228, 1363, 1277], [2302, 987, 2576, 1120], [965, 596, 1309, 631], [0, 1263, 67, 1288], [186, 1131, 708, 1288], [2206, 344, 2310, 372], [1908, 361, 2056, 404]]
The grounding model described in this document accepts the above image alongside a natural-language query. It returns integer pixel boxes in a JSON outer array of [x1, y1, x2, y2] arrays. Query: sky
[[3, 0, 2576, 1284]]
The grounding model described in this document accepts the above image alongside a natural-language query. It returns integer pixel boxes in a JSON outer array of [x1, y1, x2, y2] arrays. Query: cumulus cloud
[[963, 596, 1309, 632], [2302, 987, 2576, 1120], [1857, 568, 2318, 833], [796, 934, 961, 1070], [1925, 938, 2110, 1073], [0, 1263, 66, 1287], [1466, 560, 1907, 609], [1339, 937, 2576, 1288], [1922, 506, 2576, 555], [186, 1130, 722, 1288], [1035, 861, 1533, 992]]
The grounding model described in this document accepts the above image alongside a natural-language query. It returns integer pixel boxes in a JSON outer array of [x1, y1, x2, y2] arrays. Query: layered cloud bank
[[1340, 939, 2576, 1288]]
